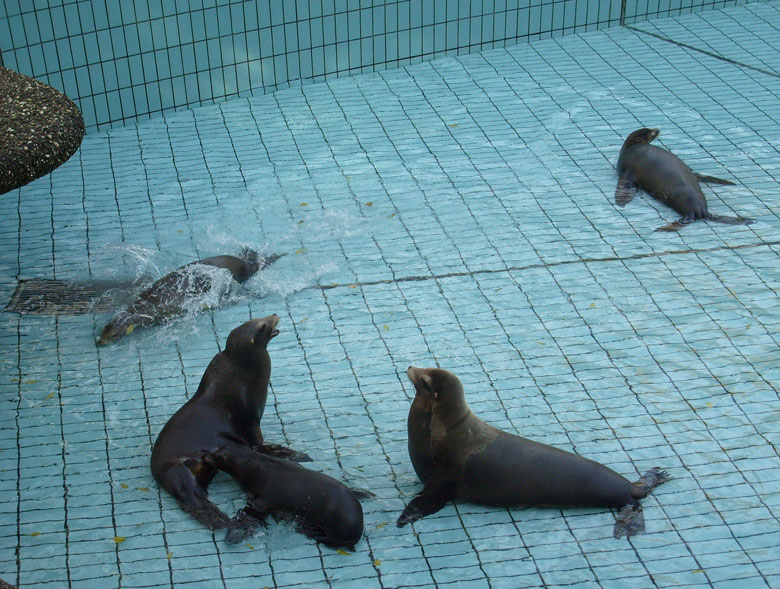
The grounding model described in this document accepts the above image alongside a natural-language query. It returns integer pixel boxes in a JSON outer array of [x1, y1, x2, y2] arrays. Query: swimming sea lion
[[150, 315, 310, 532], [399, 366, 669, 537], [205, 444, 365, 547], [615, 128, 753, 231], [98, 248, 282, 345]]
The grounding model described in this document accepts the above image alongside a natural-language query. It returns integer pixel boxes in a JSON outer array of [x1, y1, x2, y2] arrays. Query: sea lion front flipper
[[224, 506, 268, 545], [694, 173, 735, 185], [614, 178, 638, 207], [396, 473, 456, 527], [348, 486, 375, 500], [163, 463, 232, 530], [706, 214, 754, 226], [254, 442, 312, 463]]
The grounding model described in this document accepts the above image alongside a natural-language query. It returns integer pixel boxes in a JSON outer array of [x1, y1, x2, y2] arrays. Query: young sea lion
[[615, 128, 753, 231], [150, 316, 310, 532], [205, 444, 365, 547], [399, 367, 669, 537], [98, 249, 283, 345]]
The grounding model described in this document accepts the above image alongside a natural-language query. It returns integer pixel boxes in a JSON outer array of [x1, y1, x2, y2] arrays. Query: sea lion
[[98, 248, 282, 345], [615, 128, 753, 231], [205, 444, 365, 547], [399, 367, 669, 537], [150, 315, 310, 532]]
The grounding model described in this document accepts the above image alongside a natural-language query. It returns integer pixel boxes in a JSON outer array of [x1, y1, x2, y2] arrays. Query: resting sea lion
[[150, 316, 310, 532], [615, 128, 753, 231], [399, 366, 669, 537], [205, 444, 365, 547], [98, 248, 282, 345]]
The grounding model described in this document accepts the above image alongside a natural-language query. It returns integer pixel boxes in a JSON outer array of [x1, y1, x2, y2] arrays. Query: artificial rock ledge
[[0, 67, 85, 195]]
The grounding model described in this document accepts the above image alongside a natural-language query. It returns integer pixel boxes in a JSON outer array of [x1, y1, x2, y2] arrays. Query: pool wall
[[0, 0, 749, 131]]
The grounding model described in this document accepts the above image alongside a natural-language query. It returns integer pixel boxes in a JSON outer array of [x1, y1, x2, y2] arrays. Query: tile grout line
[[625, 24, 780, 79], [318, 239, 780, 291]]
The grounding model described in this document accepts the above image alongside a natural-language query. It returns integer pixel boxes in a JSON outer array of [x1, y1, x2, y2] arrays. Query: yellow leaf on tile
[[373, 559, 381, 567], [25, 380, 38, 385], [337, 549, 350, 555], [120, 483, 129, 489], [375, 522, 387, 530], [383, 324, 389, 331], [44, 393, 55, 399], [300, 202, 308, 207], [30, 532, 40, 537], [114, 536, 126, 544], [136, 487, 149, 493], [365, 201, 372, 206], [295, 249, 305, 255]]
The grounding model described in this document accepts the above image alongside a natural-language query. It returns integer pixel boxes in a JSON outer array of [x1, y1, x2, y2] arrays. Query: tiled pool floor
[[2, 2, 779, 588]]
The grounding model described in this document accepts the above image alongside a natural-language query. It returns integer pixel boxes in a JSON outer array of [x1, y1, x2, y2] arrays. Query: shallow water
[[2, 3, 780, 588]]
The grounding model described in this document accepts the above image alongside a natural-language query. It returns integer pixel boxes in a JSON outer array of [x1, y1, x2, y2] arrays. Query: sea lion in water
[[98, 248, 282, 345], [399, 367, 669, 537], [615, 128, 753, 231], [150, 315, 310, 533], [205, 444, 365, 547]]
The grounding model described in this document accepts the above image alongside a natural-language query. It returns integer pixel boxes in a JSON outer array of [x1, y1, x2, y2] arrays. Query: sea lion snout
[[250, 314, 280, 345], [406, 366, 435, 398]]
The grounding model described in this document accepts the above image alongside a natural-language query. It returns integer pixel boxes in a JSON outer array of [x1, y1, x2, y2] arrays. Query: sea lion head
[[406, 366, 470, 428], [624, 127, 660, 146], [225, 315, 280, 357]]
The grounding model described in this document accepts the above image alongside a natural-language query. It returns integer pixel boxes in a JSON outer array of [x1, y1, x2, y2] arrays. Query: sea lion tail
[[706, 214, 754, 226]]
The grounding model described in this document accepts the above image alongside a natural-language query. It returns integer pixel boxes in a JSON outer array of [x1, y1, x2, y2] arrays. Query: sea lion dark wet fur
[[399, 367, 669, 537], [205, 444, 364, 547], [98, 248, 283, 345], [616, 128, 753, 231], [150, 316, 310, 533]]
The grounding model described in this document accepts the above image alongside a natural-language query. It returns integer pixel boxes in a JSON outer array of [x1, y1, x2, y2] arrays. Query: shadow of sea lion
[[97, 248, 283, 345]]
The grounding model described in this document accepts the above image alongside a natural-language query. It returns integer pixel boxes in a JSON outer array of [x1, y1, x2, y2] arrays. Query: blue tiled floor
[[2, 2, 780, 588]]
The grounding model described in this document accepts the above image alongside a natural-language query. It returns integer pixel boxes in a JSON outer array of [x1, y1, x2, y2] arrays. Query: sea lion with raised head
[[98, 248, 282, 345], [615, 128, 753, 231], [205, 444, 365, 547], [150, 315, 310, 532], [399, 366, 669, 537]]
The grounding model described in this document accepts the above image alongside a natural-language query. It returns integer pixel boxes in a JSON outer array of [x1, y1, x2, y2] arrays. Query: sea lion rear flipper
[[634, 467, 671, 495], [254, 442, 312, 462], [706, 214, 754, 226], [614, 178, 637, 207], [613, 504, 645, 538], [654, 218, 691, 232], [224, 506, 268, 545], [694, 173, 735, 185], [396, 474, 456, 527]]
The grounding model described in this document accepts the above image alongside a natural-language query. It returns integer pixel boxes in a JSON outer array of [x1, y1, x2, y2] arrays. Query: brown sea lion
[[205, 444, 365, 547], [98, 248, 283, 345], [150, 316, 310, 533], [399, 367, 669, 537], [615, 128, 753, 231]]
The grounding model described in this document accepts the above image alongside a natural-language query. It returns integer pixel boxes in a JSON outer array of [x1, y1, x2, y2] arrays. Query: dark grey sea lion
[[98, 248, 282, 345], [399, 366, 669, 537], [150, 316, 310, 533], [616, 128, 753, 231], [205, 444, 365, 547]]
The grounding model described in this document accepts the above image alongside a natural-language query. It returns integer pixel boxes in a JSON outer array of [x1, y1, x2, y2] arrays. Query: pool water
[[1, 2, 779, 588]]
